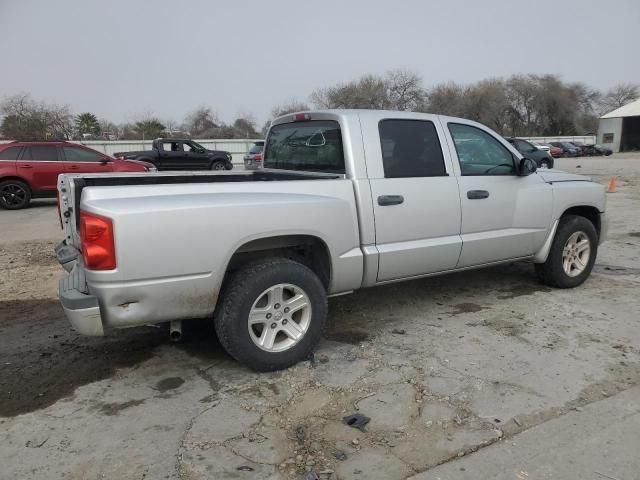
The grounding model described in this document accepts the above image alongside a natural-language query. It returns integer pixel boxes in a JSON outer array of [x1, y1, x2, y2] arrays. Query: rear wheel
[[0, 180, 31, 209], [211, 161, 226, 170], [215, 258, 327, 371], [535, 215, 598, 288]]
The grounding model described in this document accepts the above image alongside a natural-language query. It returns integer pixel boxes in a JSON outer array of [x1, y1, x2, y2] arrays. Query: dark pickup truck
[[115, 138, 233, 171]]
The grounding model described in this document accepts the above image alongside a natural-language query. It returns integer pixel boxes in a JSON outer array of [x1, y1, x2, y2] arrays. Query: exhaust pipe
[[170, 320, 182, 342]]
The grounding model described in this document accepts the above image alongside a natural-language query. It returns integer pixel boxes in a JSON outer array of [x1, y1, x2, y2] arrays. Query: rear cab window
[[263, 120, 345, 173]]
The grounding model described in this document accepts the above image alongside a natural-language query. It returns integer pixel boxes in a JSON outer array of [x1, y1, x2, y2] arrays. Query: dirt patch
[[0, 299, 166, 417], [449, 303, 487, 315], [498, 283, 552, 299], [593, 264, 640, 275], [628, 232, 640, 238], [324, 329, 370, 344]]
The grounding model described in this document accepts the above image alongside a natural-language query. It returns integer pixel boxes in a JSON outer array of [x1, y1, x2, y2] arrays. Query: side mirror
[[100, 158, 110, 165], [519, 157, 537, 176]]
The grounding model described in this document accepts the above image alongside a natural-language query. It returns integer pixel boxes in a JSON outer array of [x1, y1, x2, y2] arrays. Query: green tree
[[75, 112, 100, 138], [134, 119, 165, 140]]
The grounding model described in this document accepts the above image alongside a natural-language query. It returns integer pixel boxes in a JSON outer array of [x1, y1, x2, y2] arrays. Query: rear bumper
[[244, 159, 262, 170], [58, 259, 105, 336]]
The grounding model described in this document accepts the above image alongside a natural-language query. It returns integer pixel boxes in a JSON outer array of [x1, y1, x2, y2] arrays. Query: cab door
[[18, 145, 65, 193], [361, 114, 463, 282], [157, 140, 186, 170], [442, 121, 552, 267]]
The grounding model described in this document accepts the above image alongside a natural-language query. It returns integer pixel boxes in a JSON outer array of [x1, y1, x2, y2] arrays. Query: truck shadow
[[0, 261, 546, 416]]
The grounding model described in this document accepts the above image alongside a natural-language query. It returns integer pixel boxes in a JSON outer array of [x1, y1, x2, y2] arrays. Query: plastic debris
[[343, 413, 370, 431]]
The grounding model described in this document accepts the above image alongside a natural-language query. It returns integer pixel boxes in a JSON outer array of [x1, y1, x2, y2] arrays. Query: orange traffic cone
[[607, 176, 616, 193]]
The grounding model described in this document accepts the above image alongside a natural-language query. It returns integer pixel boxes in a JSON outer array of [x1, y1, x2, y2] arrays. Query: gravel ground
[[1, 156, 639, 479]]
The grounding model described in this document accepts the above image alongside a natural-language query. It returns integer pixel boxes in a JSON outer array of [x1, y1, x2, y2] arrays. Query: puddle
[[155, 377, 185, 392], [0, 299, 166, 417], [593, 264, 640, 275]]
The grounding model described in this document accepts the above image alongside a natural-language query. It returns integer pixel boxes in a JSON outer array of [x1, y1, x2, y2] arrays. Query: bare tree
[[423, 82, 466, 117], [184, 106, 220, 138], [270, 99, 310, 118], [311, 74, 390, 109], [386, 69, 425, 111], [598, 83, 639, 113], [0, 93, 73, 140]]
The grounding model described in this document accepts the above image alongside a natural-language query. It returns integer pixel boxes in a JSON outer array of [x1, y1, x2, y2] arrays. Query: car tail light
[[293, 113, 310, 121], [80, 211, 116, 270], [255, 154, 263, 161]]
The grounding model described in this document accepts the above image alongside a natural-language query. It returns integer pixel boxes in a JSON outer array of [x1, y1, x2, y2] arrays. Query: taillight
[[255, 154, 263, 161], [80, 211, 116, 270]]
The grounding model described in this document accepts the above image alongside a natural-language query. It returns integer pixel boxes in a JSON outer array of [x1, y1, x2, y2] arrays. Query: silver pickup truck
[[56, 110, 607, 371]]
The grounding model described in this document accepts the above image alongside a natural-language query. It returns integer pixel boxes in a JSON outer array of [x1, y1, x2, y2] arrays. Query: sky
[[1, 0, 639, 125]]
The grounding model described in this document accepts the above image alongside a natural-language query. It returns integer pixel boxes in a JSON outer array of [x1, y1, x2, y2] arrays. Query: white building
[[597, 98, 640, 152]]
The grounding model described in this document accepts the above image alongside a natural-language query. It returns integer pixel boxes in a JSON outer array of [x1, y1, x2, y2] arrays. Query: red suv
[[0, 141, 155, 209]]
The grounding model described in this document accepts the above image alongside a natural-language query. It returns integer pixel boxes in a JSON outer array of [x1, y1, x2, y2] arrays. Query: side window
[[164, 141, 182, 152], [23, 146, 59, 161], [378, 119, 446, 178], [0, 146, 21, 160], [62, 147, 102, 162], [182, 142, 196, 152], [448, 124, 515, 176]]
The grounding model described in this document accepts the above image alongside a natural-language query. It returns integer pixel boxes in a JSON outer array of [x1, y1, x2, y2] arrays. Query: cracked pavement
[[1, 156, 640, 479]]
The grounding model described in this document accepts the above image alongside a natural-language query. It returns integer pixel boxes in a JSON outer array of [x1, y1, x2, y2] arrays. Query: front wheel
[[215, 258, 327, 371], [540, 159, 550, 169], [0, 180, 31, 209], [211, 161, 226, 170], [535, 215, 598, 288]]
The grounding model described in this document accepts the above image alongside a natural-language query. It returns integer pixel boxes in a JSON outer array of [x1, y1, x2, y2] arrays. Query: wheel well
[[562, 206, 601, 237], [226, 235, 331, 289], [0, 176, 31, 189]]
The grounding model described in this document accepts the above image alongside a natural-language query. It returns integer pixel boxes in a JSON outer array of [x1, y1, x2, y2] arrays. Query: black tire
[[211, 160, 226, 170], [535, 215, 598, 288], [0, 180, 31, 210], [540, 159, 550, 169], [215, 258, 327, 371]]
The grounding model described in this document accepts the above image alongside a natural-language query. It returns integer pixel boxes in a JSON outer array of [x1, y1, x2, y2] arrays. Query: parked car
[[592, 144, 613, 156], [115, 138, 233, 171], [550, 142, 582, 157], [532, 142, 550, 152], [244, 141, 264, 170], [505, 137, 554, 168], [547, 144, 564, 158], [55, 110, 606, 371], [0, 141, 155, 210]]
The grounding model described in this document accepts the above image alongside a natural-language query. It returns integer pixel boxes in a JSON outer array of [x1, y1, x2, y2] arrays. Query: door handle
[[69, 165, 80, 170], [378, 195, 404, 206], [18, 165, 33, 169], [467, 190, 490, 200]]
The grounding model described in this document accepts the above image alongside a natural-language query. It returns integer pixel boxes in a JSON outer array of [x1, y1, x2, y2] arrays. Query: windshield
[[263, 120, 345, 173], [189, 141, 205, 151]]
